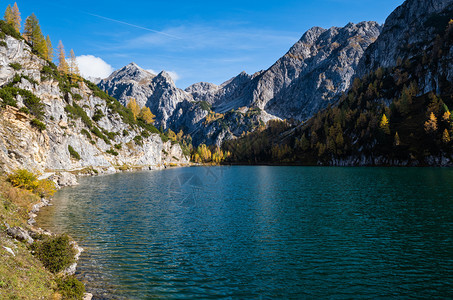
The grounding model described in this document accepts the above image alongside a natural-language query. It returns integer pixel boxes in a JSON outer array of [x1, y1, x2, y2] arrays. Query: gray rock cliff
[[0, 35, 189, 175]]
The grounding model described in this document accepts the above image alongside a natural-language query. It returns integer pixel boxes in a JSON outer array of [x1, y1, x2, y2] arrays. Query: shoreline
[[34, 163, 192, 299]]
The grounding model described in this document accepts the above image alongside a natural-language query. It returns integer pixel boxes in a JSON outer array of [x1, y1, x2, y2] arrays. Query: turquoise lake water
[[37, 166, 453, 299]]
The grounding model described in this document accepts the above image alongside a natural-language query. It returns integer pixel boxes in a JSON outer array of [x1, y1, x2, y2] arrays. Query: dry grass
[[0, 175, 57, 299]]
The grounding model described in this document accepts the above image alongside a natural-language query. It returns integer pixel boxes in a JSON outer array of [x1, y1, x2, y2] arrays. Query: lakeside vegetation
[[0, 169, 85, 299]]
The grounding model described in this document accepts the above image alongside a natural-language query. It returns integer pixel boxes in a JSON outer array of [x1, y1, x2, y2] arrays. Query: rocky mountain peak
[[102, 62, 155, 85], [155, 71, 174, 84]]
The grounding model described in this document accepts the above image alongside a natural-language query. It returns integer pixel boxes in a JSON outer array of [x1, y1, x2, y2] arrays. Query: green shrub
[[0, 86, 18, 107], [19, 89, 44, 119], [18, 107, 29, 114], [72, 93, 82, 101], [56, 276, 85, 299], [80, 129, 92, 140], [133, 135, 143, 145], [122, 129, 129, 137], [30, 118, 46, 131], [91, 127, 110, 144], [106, 149, 119, 156], [92, 109, 105, 121], [68, 145, 81, 160], [0, 41, 7, 47], [65, 103, 92, 128], [141, 130, 150, 138], [102, 128, 117, 140], [31, 234, 76, 273], [0, 20, 23, 40], [199, 101, 212, 111], [114, 143, 122, 150], [9, 63, 21, 70]]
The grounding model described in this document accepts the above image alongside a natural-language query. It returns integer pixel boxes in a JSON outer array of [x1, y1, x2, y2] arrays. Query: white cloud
[[76, 55, 114, 79], [167, 71, 180, 82], [145, 69, 157, 75]]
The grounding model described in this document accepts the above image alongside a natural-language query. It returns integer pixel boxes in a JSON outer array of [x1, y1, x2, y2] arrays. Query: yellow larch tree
[[45, 36, 53, 61], [69, 49, 80, 80], [4, 5, 13, 27], [139, 106, 155, 124], [57, 40, 69, 74], [126, 98, 140, 120], [424, 112, 438, 133], [442, 129, 450, 143], [11, 2, 21, 32], [379, 114, 390, 134]]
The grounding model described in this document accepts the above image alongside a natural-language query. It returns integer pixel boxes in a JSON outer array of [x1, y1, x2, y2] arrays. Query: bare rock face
[[358, 0, 453, 76], [256, 21, 382, 120], [0, 36, 189, 174]]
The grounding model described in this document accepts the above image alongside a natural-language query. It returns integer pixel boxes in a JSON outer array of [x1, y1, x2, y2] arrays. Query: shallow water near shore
[[38, 166, 453, 299]]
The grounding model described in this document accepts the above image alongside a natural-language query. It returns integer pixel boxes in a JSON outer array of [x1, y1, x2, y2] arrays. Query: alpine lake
[[37, 166, 453, 299]]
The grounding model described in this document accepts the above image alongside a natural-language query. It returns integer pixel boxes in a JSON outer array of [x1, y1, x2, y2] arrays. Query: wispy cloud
[[86, 13, 181, 39], [125, 25, 298, 52]]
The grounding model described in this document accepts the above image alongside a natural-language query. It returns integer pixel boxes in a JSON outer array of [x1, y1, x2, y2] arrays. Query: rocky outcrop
[[6, 226, 34, 244], [0, 35, 189, 174]]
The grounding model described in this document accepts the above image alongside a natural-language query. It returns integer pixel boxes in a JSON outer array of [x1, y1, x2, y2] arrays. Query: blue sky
[[9, 0, 403, 88]]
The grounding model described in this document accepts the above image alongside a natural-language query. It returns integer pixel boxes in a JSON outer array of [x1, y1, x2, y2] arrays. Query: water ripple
[[38, 167, 453, 299]]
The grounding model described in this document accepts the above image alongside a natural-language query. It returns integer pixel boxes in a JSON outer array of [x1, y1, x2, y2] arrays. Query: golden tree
[[139, 106, 155, 124], [424, 112, 438, 133], [69, 49, 80, 80], [394, 132, 401, 146], [23, 13, 47, 57], [57, 40, 68, 74], [442, 129, 450, 143], [379, 114, 390, 134], [167, 129, 177, 142], [126, 98, 140, 120], [443, 110, 451, 122], [11, 2, 21, 32], [4, 5, 13, 27], [46, 35, 53, 61]]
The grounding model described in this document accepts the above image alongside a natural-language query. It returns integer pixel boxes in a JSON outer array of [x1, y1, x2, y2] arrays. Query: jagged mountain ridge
[[99, 21, 382, 146]]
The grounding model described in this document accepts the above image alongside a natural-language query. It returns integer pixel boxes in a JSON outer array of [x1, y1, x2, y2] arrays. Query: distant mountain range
[[99, 21, 381, 146]]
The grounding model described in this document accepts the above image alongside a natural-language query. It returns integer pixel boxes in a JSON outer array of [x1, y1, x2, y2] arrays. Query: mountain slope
[[223, 0, 453, 166]]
